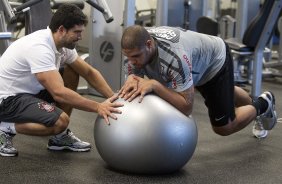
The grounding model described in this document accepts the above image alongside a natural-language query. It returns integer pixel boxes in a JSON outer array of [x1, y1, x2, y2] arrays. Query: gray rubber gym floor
[[1, 78, 282, 184]]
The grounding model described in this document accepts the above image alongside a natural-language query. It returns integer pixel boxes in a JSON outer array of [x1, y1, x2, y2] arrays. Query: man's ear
[[58, 25, 66, 33], [145, 39, 153, 49]]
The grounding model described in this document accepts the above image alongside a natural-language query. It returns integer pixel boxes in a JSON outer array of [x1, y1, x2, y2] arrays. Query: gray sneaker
[[47, 129, 91, 152], [0, 130, 18, 157], [258, 91, 277, 130], [252, 117, 268, 139]]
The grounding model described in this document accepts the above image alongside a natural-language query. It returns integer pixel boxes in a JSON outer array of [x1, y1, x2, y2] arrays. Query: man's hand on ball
[[97, 95, 123, 125], [118, 74, 139, 99], [127, 77, 155, 103]]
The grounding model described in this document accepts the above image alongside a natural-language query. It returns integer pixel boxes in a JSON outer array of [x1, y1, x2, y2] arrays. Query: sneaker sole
[[253, 131, 268, 139], [0, 152, 18, 157], [47, 146, 91, 152]]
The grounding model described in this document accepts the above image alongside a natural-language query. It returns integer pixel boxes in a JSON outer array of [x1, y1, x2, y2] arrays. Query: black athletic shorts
[[196, 43, 235, 127], [0, 91, 63, 127]]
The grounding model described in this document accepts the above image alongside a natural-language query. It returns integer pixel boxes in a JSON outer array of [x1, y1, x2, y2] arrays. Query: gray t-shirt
[[124, 26, 226, 92]]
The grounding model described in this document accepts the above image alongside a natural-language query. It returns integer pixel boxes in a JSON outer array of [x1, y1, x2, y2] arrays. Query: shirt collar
[[47, 27, 63, 55]]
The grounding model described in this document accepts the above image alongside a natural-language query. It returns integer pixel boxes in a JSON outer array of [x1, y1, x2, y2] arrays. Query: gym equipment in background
[[0, 0, 49, 55], [225, 0, 282, 97]]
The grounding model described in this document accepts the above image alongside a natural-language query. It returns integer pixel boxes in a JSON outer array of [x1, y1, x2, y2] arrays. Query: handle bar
[[14, 0, 43, 13], [85, 0, 114, 23]]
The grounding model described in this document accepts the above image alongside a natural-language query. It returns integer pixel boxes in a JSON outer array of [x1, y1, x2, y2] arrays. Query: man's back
[[147, 26, 226, 86]]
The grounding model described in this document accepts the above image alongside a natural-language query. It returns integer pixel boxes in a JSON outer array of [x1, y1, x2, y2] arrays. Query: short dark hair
[[49, 4, 88, 32], [121, 25, 151, 49]]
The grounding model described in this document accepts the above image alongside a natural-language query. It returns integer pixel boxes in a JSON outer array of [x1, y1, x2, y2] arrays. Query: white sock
[[0, 122, 17, 134], [54, 129, 68, 138]]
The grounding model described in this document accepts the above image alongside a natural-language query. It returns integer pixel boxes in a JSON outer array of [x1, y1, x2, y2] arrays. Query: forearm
[[36, 69, 102, 113], [53, 87, 99, 112], [151, 80, 193, 116], [86, 69, 114, 98]]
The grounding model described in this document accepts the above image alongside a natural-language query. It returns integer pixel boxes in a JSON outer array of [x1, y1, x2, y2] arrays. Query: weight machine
[[79, 0, 135, 96], [0, 0, 48, 55], [225, 0, 282, 97]]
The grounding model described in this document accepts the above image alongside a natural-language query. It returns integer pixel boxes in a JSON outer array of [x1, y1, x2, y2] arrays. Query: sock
[[54, 129, 68, 138], [252, 97, 268, 116], [0, 122, 17, 135]]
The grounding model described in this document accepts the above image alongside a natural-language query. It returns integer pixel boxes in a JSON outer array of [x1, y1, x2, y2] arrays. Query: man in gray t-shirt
[[120, 25, 277, 138]]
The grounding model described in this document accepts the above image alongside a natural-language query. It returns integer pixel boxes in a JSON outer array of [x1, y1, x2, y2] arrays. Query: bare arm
[[120, 75, 194, 116], [152, 79, 194, 116], [35, 70, 122, 124], [69, 56, 114, 98]]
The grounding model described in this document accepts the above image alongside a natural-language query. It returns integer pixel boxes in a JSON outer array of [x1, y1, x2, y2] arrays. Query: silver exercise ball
[[94, 94, 198, 174]]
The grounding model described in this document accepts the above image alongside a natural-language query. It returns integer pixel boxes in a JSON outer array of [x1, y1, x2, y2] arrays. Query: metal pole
[[235, 0, 248, 40], [155, 0, 168, 26], [251, 0, 282, 97]]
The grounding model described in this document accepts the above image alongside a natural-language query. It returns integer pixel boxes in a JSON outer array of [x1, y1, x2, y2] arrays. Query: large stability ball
[[94, 94, 198, 174]]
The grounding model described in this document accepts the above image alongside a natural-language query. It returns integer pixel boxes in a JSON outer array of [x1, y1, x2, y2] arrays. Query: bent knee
[[53, 112, 69, 134], [212, 125, 233, 136]]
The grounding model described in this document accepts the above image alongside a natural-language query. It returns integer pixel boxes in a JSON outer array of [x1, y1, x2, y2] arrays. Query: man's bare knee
[[212, 124, 233, 136]]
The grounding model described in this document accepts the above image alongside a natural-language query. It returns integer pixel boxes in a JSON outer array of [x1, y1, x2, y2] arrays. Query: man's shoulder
[[15, 29, 51, 49], [147, 26, 182, 44]]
